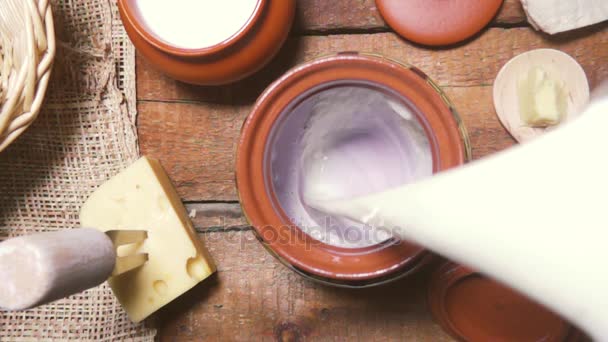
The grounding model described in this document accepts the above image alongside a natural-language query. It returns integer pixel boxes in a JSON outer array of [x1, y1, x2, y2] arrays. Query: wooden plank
[[139, 86, 515, 201], [137, 26, 607, 201], [136, 27, 608, 103], [186, 203, 249, 231], [494, 0, 527, 25], [295, 0, 526, 33], [135, 7, 606, 341], [138, 102, 248, 201], [153, 230, 453, 342], [450, 86, 516, 159]]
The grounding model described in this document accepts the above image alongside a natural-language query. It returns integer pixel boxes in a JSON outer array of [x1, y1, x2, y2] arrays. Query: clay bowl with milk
[[236, 53, 472, 287], [118, 0, 295, 85]]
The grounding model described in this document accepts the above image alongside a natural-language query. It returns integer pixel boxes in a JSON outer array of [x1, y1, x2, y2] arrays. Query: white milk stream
[[305, 84, 608, 340], [134, 0, 259, 49]]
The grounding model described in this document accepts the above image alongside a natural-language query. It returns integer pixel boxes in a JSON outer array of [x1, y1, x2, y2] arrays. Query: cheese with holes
[[80, 157, 215, 322]]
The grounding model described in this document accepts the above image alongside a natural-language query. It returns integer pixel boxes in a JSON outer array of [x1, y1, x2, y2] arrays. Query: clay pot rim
[[261, 239, 437, 288], [117, 0, 265, 57], [427, 262, 574, 342], [236, 53, 471, 282]]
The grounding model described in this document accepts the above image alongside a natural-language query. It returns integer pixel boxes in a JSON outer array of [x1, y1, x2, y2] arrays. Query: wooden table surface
[[136, 1, 608, 340]]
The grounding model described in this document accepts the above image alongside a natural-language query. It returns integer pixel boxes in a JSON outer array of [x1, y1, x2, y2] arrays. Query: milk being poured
[[269, 85, 433, 248], [302, 87, 608, 340]]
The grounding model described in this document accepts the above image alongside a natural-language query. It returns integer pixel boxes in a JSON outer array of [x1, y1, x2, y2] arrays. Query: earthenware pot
[[118, 0, 295, 85], [236, 53, 471, 287]]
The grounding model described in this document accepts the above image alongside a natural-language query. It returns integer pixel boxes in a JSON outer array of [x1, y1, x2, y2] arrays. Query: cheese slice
[[521, 0, 608, 34], [80, 157, 215, 322]]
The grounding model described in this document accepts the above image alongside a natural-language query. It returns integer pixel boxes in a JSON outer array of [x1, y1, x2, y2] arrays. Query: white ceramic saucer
[[493, 49, 590, 143]]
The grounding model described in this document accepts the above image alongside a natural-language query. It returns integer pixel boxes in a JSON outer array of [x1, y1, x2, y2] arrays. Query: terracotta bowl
[[236, 53, 471, 287], [117, 0, 295, 85]]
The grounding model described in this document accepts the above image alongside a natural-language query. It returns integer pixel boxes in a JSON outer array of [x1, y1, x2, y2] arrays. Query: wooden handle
[[0, 228, 116, 310]]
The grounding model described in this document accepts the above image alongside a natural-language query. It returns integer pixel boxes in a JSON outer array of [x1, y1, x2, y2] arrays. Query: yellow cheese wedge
[[80, 157, 215, 322]]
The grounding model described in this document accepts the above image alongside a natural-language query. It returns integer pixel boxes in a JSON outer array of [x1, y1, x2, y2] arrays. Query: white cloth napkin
[[521, 0, 608, 34]]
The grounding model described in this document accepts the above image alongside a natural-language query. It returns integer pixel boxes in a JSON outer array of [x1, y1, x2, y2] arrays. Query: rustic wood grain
[[137, 27, 608, 103], [494, 0, 527, 25], [136, 13, 607, 341], [138, 85, 514, 201], [185, 203, 249, 231], [295, 0, 526, 33], [138, 102, 248, 201], [152, 230, 454, 342], [138, 26, 607, 201]]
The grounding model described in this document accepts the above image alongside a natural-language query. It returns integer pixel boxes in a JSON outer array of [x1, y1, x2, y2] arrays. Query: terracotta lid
[[428, 262, 582, 342], [375, 0, 503, 46]]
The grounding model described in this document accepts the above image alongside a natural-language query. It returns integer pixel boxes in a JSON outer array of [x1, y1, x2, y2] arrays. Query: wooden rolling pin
[[0, 228, 147, 310]]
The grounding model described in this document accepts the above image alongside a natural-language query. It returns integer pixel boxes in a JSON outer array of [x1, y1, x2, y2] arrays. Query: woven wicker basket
[[0, 0, 55, 152]]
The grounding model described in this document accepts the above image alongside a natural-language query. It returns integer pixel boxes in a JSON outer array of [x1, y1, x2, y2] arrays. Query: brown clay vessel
[[118, 0, 295, 85], [427, 262, 584, 341], [236, 53, 471, 287]]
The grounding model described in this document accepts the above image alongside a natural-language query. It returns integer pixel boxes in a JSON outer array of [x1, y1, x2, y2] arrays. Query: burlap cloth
[[0, 0, 155, 340]]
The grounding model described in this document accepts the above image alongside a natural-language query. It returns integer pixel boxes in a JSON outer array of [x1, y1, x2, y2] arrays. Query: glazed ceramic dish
[[118, 0, 295, 85], [237, 53, 471, 287], [428, 262, 586, 342], [376, 0, 503, 46]]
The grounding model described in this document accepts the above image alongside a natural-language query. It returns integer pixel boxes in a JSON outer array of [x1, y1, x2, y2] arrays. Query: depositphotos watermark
[[203, 216, 406, 252]]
